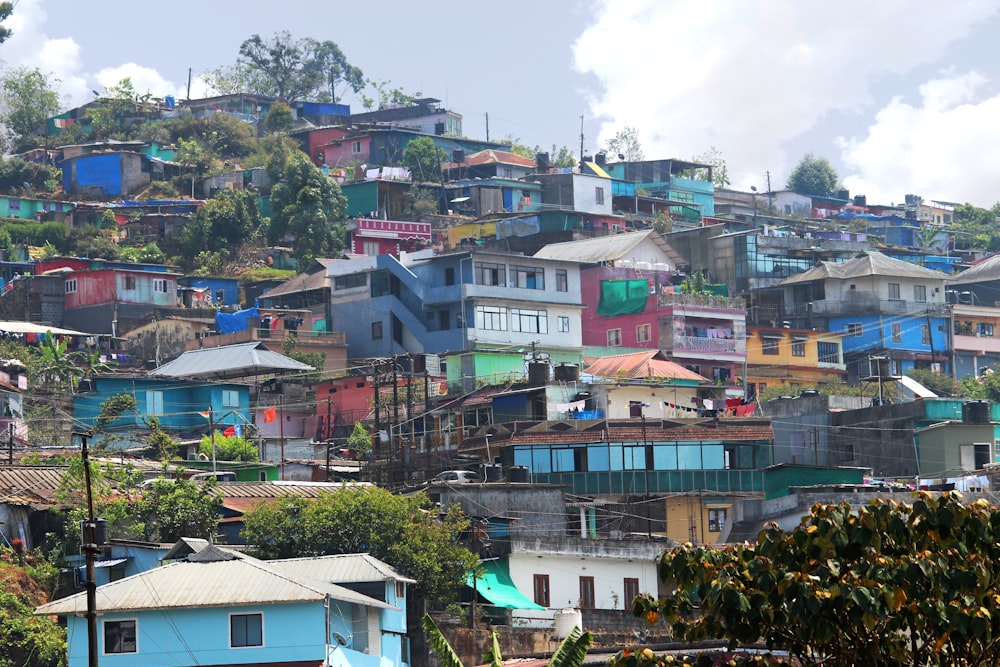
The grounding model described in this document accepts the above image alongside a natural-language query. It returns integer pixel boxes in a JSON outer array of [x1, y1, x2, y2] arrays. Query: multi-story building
[[745, 325, 846, 398]]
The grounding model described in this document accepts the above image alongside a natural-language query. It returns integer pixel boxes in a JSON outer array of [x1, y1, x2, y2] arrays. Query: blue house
[[36, 544, 405, 667], [178, 276, 240, 307], [74, 375, 251, 447]]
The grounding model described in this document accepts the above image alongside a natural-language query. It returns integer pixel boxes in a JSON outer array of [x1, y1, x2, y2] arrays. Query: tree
[[85, 77, 143, 140], [423, 613, 592, 667], [0, 67, 62, 153], [631, 492, 1000, 667], [242, 486, 477, 600], [309, 40, 365, 102], [0, 554, 67, 667], [263, 101, 295, 135], [179, 188, 265, 263], [345, 421, 372, 459], [402, 136, 446, 182], [786, 153, 839, 197], [360, 78, 421, 111], [604, 126, 644, 162], [693, 146, 731, 188], [551, 145, 577, 169], [199, 433, 258, 462], [0, 2, 12, 44], [0, 157, 59, 193], [268, 152, 347, 262], [905, 368, 959, 397]]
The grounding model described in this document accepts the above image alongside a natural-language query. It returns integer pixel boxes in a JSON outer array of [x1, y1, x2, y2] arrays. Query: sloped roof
[[269, 553, 415, 584], [780, 251, 948, 285], [258, 259, 337, 299], [443, 149, 536, 170], [948, 253, 1000, 285], [35, 548, 397, 616], [0, 467, 67, 504], [534, 230, 684, 268], [215, 481, 373, 515], [585, 350, 710, 383], [147, 342, 314, 380]]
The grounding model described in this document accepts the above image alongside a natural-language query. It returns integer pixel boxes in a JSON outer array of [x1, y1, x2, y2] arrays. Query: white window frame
[[891, 322, 902, 343], [352, 140, 362, 154], [557, 316, 570, 333], [153, 278, 168, 294], [636, 323, 651, 343], [607, 328, 622, 346], [914, 285, 927, 302], [230, 612, 264, 649], [510, 308, 547, 334], [475, 305, 507, 331], [888, 282, 901, 301], [65, 278, 78, 293], [846, 323, 863, 337], [145, 390, 164, 417], [222, 389, 239, 407]]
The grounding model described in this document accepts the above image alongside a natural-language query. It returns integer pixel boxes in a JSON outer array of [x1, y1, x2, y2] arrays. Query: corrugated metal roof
[[585, 350, 710, 383], [534, 230, 684, 268], [258, 259, 337, 299], [35, 549, 397, 616], [781, 251, 948, 285], [0, 321, 92, 336], [217, 481, 372, 514], [0, 467, 67, 503], [948, 253, 1000, 285], [147, 342, 315, 379], [269, 553, 416, 585]]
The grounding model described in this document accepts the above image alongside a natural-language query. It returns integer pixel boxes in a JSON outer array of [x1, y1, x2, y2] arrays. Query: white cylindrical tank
[[554, 608, 583, 639]]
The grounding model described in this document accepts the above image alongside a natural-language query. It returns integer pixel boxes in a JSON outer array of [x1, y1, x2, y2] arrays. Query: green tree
[[268, 152, 346, 262], [264, 101, 295, 135], [905, 368, 959, 397], [786, 153, 839, 197], [402, 136, 446, 182], [345, 421, 372, 459], [89, 476, 222, 543], [360, 79, 421, 111], [236, 32, 363, 102], [0, 67, 61, 153], [0, 2, 13, 44], [310, 40, 365, 102], [85, 77, 142, 140], [242, 486, 477, 600], [693, 146, 732, 188], [951, 202, 1000, 252], [0, 157, 60, 193], [604, 126, 644, 162], [551, 145, 577, 169], [199, 433, 258, 462], [0, 559, 67, 667], [179, 188, 264, 263], [632, 492, 1000, 667]]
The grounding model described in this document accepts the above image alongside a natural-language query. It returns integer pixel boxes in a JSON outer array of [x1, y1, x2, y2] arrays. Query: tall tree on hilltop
[[309, 40, 365, 102], [604, 125, 644, 162], [268, 151, 346, 263], [238, 32, 323, 101], [402, 136, 446, 182], [787, 153, 839, 197], [0, 67, 62, 153]]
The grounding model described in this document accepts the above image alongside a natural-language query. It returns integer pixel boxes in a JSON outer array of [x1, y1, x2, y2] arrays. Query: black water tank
[[452, 149, 465, 163], [535, 152, 550, 170], [594, 152, 607, 166], [554, 363, 580, 382], [963, 400, 991, 424], [507, 465, 530, 483], [482, 464, 502, 482], [528, 360, 550, 385]]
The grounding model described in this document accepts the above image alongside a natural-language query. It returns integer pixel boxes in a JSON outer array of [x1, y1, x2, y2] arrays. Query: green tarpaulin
[[597, 279, 649, 316], [467, 560, 545, 610]]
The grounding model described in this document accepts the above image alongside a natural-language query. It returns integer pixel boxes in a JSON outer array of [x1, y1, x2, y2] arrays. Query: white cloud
[[573, 0, 999, 191], [839, 71, 1000, 207], [94, 64, 188, 102]]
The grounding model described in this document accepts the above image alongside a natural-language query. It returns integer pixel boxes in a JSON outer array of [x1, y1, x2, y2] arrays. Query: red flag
[[223, 425, 236, 437], [263, 406, 277, 424]]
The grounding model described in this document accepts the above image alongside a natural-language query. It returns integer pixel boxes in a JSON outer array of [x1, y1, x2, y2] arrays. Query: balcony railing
[[672, 334, 738, 353], [658, 292, 746, 310]]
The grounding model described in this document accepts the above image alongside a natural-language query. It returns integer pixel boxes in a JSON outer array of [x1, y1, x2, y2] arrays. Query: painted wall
[[0, 196, 73, 220]]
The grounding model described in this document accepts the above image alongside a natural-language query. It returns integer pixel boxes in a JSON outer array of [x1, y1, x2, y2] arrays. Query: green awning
[[467, 560, 545, 610]]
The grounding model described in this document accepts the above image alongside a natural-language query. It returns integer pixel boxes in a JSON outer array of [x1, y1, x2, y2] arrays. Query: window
[[623, 578, 640, 607], [124, 276, 136, 290], [579, 576, 596, 609], [475, 305, 507, 331], [511, 308, 547, 334], [65, 278, 77, 293], [153, 278, 168, 293], [362, 241, 379, 256], [222, 390, 239, 407], [888, 283, 901, 300], [636, 323, 651, 343], [395, 581, 406, 599], [502, 167, 513, 178], [979, 323, 995, 337], [712, 367, 730, 383], [372, 321, 383, 339], [475, 261, 506, 287], [231, 613, 263, 648], [595, 187, 605, 205], [352, 140, 362, 154], [104, 619, 137, 654], [914, 285, 927, 302], [556, 269, 568, 292], [533, 574, 550, 607], [762, 335, 781, 355], [335, 273, 367, 290], [846, 323, 863, 337], [145, 391, 164, 417], [708, 508, 728, 532], [558, 316, 570, 333], [890, 322, 902, 343], [791, 338, 806, 357], [8, 198, 19, 211], [607, 328, 622, 346], [784, 204, 792, 215], [921, 324, 931, 345], [444, 267, 456, 286], [511, 265, 545, 289]]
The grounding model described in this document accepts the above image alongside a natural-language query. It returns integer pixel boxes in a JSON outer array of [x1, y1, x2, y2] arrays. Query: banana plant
[[423, 613, 593, 667]]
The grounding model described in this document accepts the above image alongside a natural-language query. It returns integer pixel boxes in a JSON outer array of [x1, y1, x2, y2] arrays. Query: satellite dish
[[332, 632, 350, 647]]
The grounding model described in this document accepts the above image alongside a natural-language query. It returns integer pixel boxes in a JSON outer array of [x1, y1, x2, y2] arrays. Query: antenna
[[579, 115, 584, 163]]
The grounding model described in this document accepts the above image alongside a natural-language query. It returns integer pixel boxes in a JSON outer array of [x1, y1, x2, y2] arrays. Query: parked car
[[433, 470, 481, 484]]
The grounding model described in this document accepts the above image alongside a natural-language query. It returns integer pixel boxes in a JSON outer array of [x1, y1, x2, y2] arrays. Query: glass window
[[556, 269, 568, 292], [817, 342, 839, 363], [595, 187, 605, 205], [511, 308, 547, 334], [231, 613, 263, 648], [125, 276, 136, 290], [475, 306, 507, 331], [533, 574, 550, 607], [475, 261, 506, 287], [511, 265, 545, 289], [791, 339, 806, 357], [762, 336, 781, 355], [607, 328, 622, 346], [153, 278, 168, 293], [558, 316, 570, 333], [708, 508, 728, 532], [222, 390, 239, 407], [624, 578, 640, 606], [65, 279, 77, 293], [914, 285, 926, 302], [335, 273, 367, 290], [891, 322, 901, 343], [979, 323, 994, 337], [552, 448, 575, 472], [372, 321, 383, 339], [579, 576, 595, 608], [921, 324, 931, 345], [103, 619, 137, 654], [653, 445, 677, 470], [846, 323, 863, 337], [587, 444, 609, 471], [636, 323, 651, 343], [677, 444, 702, 469], [888, 283, 901, 300], [145, 391, 164, 417]]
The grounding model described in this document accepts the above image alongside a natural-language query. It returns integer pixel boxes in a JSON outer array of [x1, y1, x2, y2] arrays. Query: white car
[[433, 470, 481, 484]]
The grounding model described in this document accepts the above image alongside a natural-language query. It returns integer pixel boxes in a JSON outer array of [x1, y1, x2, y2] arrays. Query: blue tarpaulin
[[215, 305, 259, 334]]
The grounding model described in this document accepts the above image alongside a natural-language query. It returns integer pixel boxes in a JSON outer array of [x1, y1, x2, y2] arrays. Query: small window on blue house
[[921, 324, 931, 345], [145, 391, 164, 417], [222, 390, 239, 407], [103, 619, 137, 654], [395, 581, 405, 598], [231, 613, 263, 648], [8, 199, 20, 211]]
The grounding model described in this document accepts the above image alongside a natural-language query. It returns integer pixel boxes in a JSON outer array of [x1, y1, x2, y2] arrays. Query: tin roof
[[534, 230, 684, 268], [147, 342, 315, 379], [269, 553, 416, 585], [780, 251, 948, 285], [0, 466, 67, 504], [585, 350, 710, 383], [35, 546, 397, 616]]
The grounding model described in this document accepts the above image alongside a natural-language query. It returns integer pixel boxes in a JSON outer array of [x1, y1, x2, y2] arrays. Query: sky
[[3, 0, 1000, 208]]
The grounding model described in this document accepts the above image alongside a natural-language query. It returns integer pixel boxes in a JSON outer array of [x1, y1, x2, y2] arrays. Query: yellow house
[[446, 220, 497, 248], [664, 495, 734, 545], [745, 325, 847, 398]]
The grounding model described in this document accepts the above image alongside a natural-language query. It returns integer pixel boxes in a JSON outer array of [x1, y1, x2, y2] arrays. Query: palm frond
[[482, 630, 503, 667], [422, 614, 466, 667], [548, 627, 593, 667]]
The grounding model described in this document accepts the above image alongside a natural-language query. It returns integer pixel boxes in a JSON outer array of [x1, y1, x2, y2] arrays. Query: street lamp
[[750, 186, 758, 221]]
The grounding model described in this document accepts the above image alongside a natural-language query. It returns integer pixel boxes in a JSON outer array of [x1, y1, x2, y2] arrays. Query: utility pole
[[579, 115, 585, 164], [484, 112, 489, 142], [392, 359, 399, 489], [209, 406, 217, 473], [766, 170, 774, 214], [7, 422, 11, 465], [80, 432, 99, 667], [278, 394, 285, 480]]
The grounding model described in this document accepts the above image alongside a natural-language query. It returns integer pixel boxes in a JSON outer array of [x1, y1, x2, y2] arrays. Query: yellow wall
[[746, 326, 845, 392], [447, 221, 497, 248], [663, 496, 732, 545]]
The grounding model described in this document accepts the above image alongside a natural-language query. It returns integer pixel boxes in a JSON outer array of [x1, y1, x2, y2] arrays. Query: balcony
[[672, 334, 738, 353], [783, 299, 948, 318], [658, 292, 746, 311]]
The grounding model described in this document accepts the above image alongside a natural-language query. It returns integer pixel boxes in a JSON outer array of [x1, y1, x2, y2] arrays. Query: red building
[[348, 218, 432, 256], [62, 267, 179, 335]]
